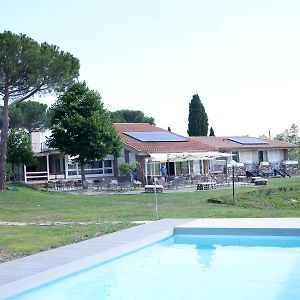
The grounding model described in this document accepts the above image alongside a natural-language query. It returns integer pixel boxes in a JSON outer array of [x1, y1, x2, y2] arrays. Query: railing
[[31, 143, 49, 153], [25, 171, 48, 182]]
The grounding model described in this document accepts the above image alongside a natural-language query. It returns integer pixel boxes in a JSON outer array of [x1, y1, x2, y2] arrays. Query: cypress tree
[[209, 127, 215, 136], [187, 94, 208, 136]]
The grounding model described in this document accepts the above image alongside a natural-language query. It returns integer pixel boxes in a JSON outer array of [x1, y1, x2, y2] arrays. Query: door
[[166, 162, 175, 176]]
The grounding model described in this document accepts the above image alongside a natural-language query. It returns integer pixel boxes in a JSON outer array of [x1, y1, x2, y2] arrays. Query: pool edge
[[1, 217, 300, 299]]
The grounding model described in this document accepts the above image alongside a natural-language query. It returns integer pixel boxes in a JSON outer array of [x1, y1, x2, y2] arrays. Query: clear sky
[[1, 0, 299, 137]]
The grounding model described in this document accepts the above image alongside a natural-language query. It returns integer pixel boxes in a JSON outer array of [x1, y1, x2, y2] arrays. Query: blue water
[[8, 235, 300, 300]]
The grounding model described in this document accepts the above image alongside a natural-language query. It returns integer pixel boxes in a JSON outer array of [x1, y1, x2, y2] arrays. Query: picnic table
[[145, 185, 163, 193], [197, 182, 217, 191], [251, 177, 268, 185]]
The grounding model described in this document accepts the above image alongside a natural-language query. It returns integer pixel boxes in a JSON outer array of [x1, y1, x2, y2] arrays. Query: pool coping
[[1, 217, 300, 299]]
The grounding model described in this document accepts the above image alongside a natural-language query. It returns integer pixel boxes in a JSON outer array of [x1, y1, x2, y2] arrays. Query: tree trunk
[[0, 93, 9, 191], [80, 163, 87, 189]]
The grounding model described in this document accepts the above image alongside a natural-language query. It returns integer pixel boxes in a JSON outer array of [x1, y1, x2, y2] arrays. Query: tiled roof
[[113, 123, 215, 154], [190, 136, 297, 150]]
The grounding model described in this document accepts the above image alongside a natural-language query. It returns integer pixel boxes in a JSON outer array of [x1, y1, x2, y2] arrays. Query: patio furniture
[[107, 179, 119, 191], [215, 174, 226, 188], [118, 181, 132, 191], [197, 181, 217, 190], [74, 180, 82, 188], [168, 176, 185, 189], [251, 176, 263, 183], [254, 178, 268, 185], [55, 180, 65, 190], [145, 184, 163, 193], [191, 175, 202, 184], [64, 180, 75, 190], [93, 179, 108, 191]]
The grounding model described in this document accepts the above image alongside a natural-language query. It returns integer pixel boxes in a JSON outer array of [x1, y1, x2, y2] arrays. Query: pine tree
[[187, 94, 208, 136], [0, 31, 79, 190], [209, 127, 215, 136]]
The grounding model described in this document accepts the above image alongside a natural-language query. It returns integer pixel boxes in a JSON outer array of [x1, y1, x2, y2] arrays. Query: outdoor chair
[[93, 179, 108, 191], [55, 181, 64, 191], [216, 174, 229, 188], [47, 181, 56, 190], [168, 176, 185, 189], [107, 179, 119, 191], [157, 177, 167, 187], [118, 181, 132, 192], [133, 180, 142, 188], [191, 175, 202, 184], [74, 180, 82, 188]]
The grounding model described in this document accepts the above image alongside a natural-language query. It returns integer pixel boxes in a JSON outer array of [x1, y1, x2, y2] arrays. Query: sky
[[1, 0, 300, 137]]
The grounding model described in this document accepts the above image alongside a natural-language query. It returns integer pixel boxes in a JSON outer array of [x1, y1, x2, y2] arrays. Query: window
[[104, 160, 112, 168], [55, 159, 61, 172], [175, 161, 189, 175], [91, 161, 102, 168], [67, 160, 113, 177], [68, 163, 78, 176], [68, 163, 77, 169], [232, 151, 239, 162], [258, 151, 268, 163], [146, 162, 160, 176]]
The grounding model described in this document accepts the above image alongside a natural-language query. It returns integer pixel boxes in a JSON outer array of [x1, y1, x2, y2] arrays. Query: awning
[[146, 152, 233, 162]]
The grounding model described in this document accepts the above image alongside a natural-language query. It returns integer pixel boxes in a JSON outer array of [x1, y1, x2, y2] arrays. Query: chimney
[[30, 130, 44, 153]]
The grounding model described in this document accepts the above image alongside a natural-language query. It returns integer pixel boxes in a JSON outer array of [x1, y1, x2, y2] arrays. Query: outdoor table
[[254, 178, 268, 185], [238, 176, 247, 182], [251, 176, 262, 183], [145, 185, 163, 193], [197, 182, 217, 190]]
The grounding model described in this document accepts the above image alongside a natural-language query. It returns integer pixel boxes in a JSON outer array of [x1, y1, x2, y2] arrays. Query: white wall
[[239, 149, 285, 165], [30, 131, 45, 153], [129, 152, 136, 164], [239, 151, 257, 164], [117, 149, 125, 165], [268, 149, 284, 163]]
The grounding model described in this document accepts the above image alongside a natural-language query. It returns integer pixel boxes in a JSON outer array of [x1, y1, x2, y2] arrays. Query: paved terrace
[[1, 218, 300, 298]]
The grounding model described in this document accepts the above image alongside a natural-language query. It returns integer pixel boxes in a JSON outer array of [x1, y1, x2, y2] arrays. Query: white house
[[23, 126, 299, 184]]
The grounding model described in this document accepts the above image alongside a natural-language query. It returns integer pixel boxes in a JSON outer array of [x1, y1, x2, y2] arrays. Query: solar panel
[[227, 137, 268, 145], [124, 131, 188, 142]]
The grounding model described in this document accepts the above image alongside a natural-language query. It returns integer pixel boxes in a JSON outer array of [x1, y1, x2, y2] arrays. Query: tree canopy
[[5, 101, 49, 131], [0, 31, 79, 190], [110, 109, 155, 125], [47, 82, 121, 185], [274, 124, 299, 161], [187, 94, 208, 136], [274, 123, 299, 144], [7, 129, 35, 171]]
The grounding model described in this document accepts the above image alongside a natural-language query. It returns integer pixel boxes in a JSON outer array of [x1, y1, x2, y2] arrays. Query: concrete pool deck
[[1, 217, 300, 298]]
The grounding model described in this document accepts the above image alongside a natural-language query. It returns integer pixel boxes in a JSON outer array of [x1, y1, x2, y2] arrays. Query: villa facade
[[192, 136, 298, 176], [24, 125, 298, 184], [25, 124, 220, 183]]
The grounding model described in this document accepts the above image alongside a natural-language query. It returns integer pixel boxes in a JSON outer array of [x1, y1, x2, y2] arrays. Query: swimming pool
[[7, 234, 300, 300]]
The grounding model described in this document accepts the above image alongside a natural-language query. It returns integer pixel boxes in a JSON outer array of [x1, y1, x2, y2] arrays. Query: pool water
[[8, 234, 300, 300]]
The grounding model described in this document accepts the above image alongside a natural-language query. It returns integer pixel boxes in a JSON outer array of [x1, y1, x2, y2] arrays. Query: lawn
[[0, 177, 299, 262]]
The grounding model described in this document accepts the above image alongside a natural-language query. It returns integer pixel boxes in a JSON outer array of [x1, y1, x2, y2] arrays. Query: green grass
[[0, 223, 133, 262], [0, 177, 300, 262]]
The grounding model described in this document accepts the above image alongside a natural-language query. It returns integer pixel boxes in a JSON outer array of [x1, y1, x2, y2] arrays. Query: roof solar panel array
[[227, 137, 268, 145], [124, 131, 188, 142]]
